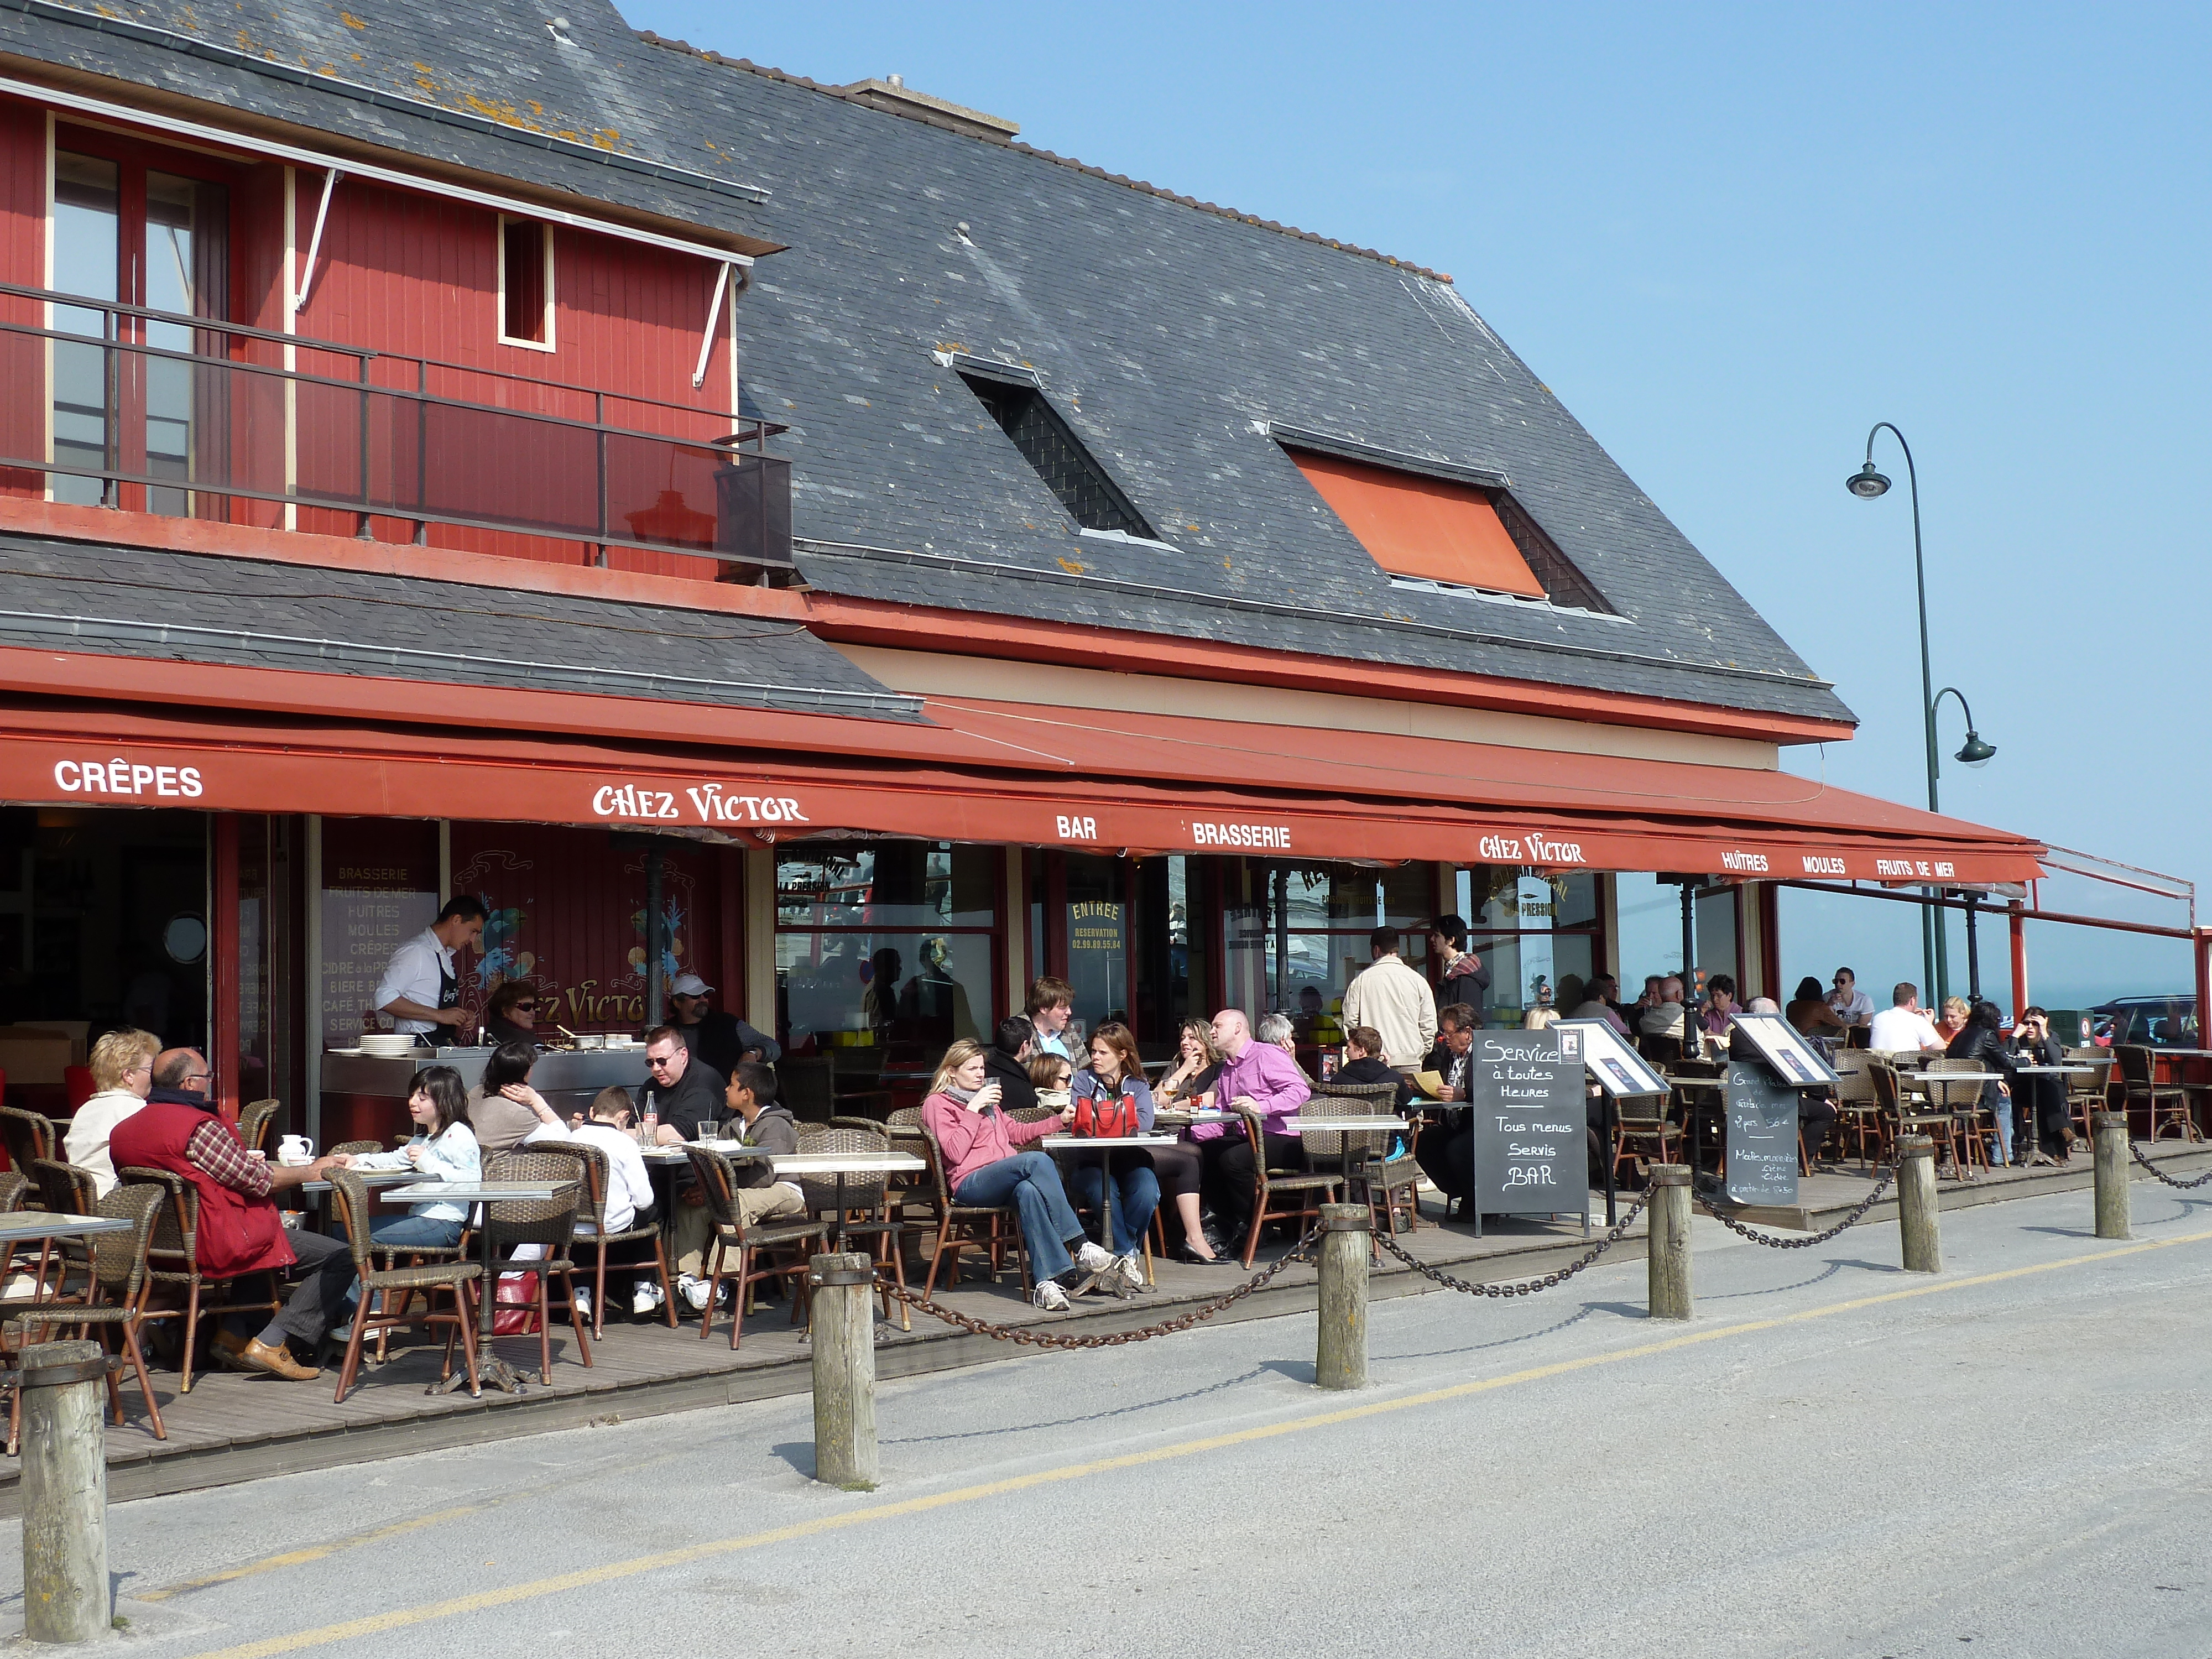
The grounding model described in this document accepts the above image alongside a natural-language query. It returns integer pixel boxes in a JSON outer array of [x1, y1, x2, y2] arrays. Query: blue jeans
[[370, 1213, 464, 1250], [954, 1151, 1086, 1282], [1066, 1159, 1160, 1256]]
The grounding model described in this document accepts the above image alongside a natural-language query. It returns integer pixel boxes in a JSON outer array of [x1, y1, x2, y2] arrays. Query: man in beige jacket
[[1339, 927, 1438, 1074]]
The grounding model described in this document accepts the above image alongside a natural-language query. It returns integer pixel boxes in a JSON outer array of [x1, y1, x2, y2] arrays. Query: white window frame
[[495, 216, 555, 352]]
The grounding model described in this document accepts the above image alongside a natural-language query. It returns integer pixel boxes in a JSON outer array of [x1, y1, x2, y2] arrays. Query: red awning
[[0, 671, 2047, 884]]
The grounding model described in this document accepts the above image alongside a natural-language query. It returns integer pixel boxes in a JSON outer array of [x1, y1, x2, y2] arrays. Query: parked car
[[2088, 996, 2200, 1048]]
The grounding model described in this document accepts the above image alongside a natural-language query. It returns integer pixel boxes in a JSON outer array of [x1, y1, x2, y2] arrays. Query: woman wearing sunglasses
[[482, 981, 542, 1050]]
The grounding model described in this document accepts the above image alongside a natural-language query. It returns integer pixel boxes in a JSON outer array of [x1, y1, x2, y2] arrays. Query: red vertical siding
[[0, 96, 46, 497], [448, 822, 724, 1036]]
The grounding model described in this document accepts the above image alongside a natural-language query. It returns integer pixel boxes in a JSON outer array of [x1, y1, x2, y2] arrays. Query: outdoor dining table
[[1285, 1115, 1411, 1195], [382, 1178, 576, 1396], [1041, 1133, 1178, 1287], [0, 1212, 131, 1246], [765, 1151, 924, 1251]]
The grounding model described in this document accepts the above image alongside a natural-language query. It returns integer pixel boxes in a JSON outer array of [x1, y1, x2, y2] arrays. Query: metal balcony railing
[[0, 280, 792, 572]]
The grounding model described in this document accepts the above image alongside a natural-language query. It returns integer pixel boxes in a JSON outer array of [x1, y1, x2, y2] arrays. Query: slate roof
[[0, 534, 919, 719], [0, 0, 1854, 727]]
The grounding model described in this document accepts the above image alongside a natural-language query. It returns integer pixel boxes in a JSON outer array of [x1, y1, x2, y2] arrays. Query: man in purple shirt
[[1192, 1009, 1312, 1253]]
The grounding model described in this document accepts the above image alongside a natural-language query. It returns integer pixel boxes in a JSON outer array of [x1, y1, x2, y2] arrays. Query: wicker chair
[[327, 1140, 383, 1157], [2116, 1046, 2197, 1142], [470, 1151, 593, 1383], [25, 1159, 99, 1302], [1309, 1082, 1416, 1237], [115, 1165, 280, 1394], [1874, 1062, 1963, 1177], [4, 1182, 166, 1449], [1829, 1057, 1886, 1170], [1610, 1093, 1685, 1185], [883, 1107, 939, 1266], [915, 1119, 1030, 1298], [0, 1171, 23, 1213], [327, 1168, 482, 1404], [1235, 1107, 1340, 1268], [684, 1144, 823, 1349], [235, 1099, 283, 1155], [2063, 1049, 2114, 1147], [0, 1104, 55, 1182], [794, 1127, 908, 1331], [1922, 1059, 2000, 1173], [529, 1139, 675, 1338]]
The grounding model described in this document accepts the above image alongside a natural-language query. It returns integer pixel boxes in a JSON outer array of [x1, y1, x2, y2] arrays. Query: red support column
[[210, 813, 242, 1123], [2008, 907, 2029, 1022], [2195, 929, 2210, 1053]]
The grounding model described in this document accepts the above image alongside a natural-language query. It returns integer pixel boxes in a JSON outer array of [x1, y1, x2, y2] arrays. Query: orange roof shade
[[1289, 448, 1547, 598]]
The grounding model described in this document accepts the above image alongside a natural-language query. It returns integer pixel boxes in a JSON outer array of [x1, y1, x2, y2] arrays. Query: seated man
[[1188, 1009, 1311, 1248], [108, 1092, 346, 1380], [1867, 983, 1945, 1053], [1411, 1004, 1480, 1206], [1637, 976, 1687, 1041], [568, 1086, 661, 1320], [148, 1048, 217, 1113], [670, 1060, 804, 1313], [984, 1015, 1042, 1114]]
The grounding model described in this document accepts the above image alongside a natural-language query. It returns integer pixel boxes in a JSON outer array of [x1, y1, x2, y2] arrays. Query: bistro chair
[[327, 1140, 383, 1157], [116, 1165, 280, 1394], [827, 1048, 894, 1119], [236, 1099, 283, 1156], [0, 1105, 56, 1183], [326, 1167, 482, 1404], [1829, 1058, 1886, 1171], [793, 1126, 909, 1330], [0, 1170, 25, 1296], [530, 1140, 676, 1339], [1235, 1107, 1340, 1269], [2115, 1046, 2198, 1142], [1310, 1081, 1417, 1237], [470, 1151, 594, 1383], [2062, 1049, 2115, 1147], [1610, 1094, 1684, 1186], [915, 1118, 1030, 1298], [1875, 1062, 1964, 1178], [883, 1107, 940, 1272], [1918, 1061, 1994, 1176], [25, 1159, 100, 1303], [4, 1182, 167, 1450], [684, 1145, 823, 1349]]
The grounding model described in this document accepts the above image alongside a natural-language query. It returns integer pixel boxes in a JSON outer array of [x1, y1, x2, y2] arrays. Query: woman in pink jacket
[[922, 1038, 1111, 1311]]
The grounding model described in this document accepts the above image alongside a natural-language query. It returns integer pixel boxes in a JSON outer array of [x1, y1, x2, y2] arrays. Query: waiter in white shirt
[[374, 896, 488, 1045]]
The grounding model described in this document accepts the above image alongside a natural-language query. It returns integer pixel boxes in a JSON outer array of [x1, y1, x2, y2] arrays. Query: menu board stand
[[1556, 1018, 1673, 1226], [1720, 1060, 1804, 1207], [1469, 1027, 1590, 1239]]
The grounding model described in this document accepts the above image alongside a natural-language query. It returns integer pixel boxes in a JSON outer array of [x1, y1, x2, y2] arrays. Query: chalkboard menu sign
[[1723, 1061, 1801, 1206], [1470, 1026, 1588, 1234]]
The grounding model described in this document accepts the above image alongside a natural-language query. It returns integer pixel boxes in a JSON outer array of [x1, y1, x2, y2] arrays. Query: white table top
[[1154, 1109, 1235, 1123], [1287, 1118, 1411, 1132], [2013, 1065, 2097, 1074], [769, 1152, 925, 1175], [0, 1212, 131, 1241], [1040, 1134, 1180, 1149], [380, 1181, 575, 1203], [1905, 1072, 2005, 1086], [642, 1142, 769, 1161], [299, 1170, 427, 1193]]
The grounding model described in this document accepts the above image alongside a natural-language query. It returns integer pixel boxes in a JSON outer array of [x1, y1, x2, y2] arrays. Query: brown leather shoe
[[231, 1336, 319, 1381], [211, 1329, 247, 1361]]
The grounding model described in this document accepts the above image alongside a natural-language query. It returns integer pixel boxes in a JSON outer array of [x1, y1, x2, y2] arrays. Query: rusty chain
[[1369, 1192, 1650, 1297], [2130, 1141, 2212, 1190], [874, 1220, 1327, 1349], [1692, 1166, 1895, 1248]]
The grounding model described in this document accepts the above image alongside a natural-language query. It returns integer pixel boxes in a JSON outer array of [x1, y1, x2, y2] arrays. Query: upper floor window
[[957, 366, 1154, 539], [498, 217, 554, 351]]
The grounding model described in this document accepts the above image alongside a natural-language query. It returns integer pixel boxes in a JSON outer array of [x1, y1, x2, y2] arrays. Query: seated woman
[[1029, 1053, 1075, 1114], [335, 1065, 479, 1250], [1150, 1020, 1229, 1263], [480, 982, 542, 1051], [1786, 976, 1846, 1041], [921, 1039, 1111, 1312], [1155, 1019, 1222, 1109], [467, 1041, 573, 1153], [1065, 1022, 1161, 1289], [1933, 996, 1971, 1047], [1945, 999, 2020, 1166]]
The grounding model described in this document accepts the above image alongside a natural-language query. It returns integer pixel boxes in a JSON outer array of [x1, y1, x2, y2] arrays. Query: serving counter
[[319, 1046, 654, 1147]]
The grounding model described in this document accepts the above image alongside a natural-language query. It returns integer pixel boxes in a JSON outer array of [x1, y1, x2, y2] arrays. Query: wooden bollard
[[2093, 1112, 2131, 1240], [1646, 1165, 1693, 1320], [1896, 1134, 1940, 1273], [808, 1253, 878, 1490], [19, 1339, 110, 1644], [1314, 1202, 1371, 1391]]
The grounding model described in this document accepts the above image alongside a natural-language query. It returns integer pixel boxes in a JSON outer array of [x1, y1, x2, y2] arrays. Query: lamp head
[[1955, 731, 1996, 768], [1846, 462, 1891, 499]]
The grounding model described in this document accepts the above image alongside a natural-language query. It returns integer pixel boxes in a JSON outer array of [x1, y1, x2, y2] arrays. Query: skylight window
[[958, 368, 1156, 539]]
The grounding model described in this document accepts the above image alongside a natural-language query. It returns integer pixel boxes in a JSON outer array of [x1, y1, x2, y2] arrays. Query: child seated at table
[[1029, 1054, 1074, 1115]]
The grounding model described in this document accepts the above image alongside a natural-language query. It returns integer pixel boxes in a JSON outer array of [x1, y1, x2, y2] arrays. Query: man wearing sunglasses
[[665, 972, 780, 1078], [148, 1047, 217, 1113]]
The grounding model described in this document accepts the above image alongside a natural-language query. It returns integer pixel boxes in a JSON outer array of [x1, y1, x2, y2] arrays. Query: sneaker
[[678, 1274, 713, 1314], [1032, 1279, 1070, 1312], [572, 1287, 592, 1323], [1073, 1241, 1114, 1276], [1114, 1253, 1147, 1293], [631, 1281, 665, 1317]]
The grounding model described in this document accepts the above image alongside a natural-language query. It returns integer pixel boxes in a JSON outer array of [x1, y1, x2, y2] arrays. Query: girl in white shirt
[[336, 1067, 479, 1249]]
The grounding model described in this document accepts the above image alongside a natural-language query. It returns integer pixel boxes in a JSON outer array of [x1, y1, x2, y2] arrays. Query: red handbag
[[492, 1270, 542, 1335], [1073, 1085, 1141, 1139]]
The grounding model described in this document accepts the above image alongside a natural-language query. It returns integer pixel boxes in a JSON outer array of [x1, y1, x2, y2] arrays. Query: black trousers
[[268, 1227, 358, 1348], [1200, 1132, 1304, 1238], [1799, 1097, 1839, 1163], [1414, 1117, 1474, 1201]]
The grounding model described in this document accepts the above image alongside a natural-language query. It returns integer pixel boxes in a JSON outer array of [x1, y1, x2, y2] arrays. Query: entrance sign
[[1470, 1026, 1588, 1235], [1723, 1062, 1802, 1206]]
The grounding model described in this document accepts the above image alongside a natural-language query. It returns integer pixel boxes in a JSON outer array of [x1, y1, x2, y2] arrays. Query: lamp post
[[1845, 426, 1998, 1003]]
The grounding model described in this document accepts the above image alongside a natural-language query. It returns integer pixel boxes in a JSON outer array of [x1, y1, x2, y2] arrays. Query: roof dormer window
[[957, 363, 1155, 539]]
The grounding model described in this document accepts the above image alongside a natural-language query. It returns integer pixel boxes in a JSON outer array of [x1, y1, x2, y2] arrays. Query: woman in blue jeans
[[334, 1065, 481, 1249], [922, 1039, 1112, 1311], [1065, 1021, 1160, 1293]]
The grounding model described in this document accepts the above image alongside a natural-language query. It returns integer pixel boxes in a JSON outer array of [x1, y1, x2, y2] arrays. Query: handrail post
[[1646, 1164, 1693, 1319], [1314, 1203, 1370, 1390], [808, 1252, 877, 1489], [2093, 1112, 2131, 1240], [356, 352, 373, 539], [1896, 1134, 1940, 1272], [19, 1339, 110, 1644]]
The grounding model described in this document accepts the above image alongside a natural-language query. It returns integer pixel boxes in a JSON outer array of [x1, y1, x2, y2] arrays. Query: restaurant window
[[774, 842, 997, 1065], [1233, 862, 1432, 1031], [498, 217, 554, 349], [1459, 867, 1600, 1025], [1062, 853, 1128, 1041], [1134, 854, 1207, 1050]]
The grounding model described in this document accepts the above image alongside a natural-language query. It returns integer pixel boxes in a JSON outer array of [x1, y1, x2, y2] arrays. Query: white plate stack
[[359, 1033, 419, 1058]]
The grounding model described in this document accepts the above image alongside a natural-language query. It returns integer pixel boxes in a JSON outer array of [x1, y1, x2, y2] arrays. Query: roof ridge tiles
[[630, 29, 1452, 283]]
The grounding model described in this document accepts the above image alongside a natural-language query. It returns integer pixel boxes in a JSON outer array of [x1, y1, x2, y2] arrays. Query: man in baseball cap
[[667, 971, 780, 1078]]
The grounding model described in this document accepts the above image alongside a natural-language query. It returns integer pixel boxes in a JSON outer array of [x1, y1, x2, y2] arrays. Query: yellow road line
[[182, 1225, 2212, 1659], [138, 1505, 488, 1603]]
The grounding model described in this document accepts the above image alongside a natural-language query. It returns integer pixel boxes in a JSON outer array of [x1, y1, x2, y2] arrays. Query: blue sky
[[630, 1, 2207, 1011]]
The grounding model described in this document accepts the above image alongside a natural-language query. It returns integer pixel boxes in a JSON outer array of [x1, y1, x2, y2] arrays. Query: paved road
[[8, 1183, 2211, 1659]]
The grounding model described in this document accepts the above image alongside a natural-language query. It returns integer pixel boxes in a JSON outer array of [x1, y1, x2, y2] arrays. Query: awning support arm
[[295, 168, 341, 314], [692, 260, 732, 389]]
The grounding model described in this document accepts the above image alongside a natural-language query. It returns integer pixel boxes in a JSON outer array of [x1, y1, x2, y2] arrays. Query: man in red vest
[[109, 1097, 347, 1380]]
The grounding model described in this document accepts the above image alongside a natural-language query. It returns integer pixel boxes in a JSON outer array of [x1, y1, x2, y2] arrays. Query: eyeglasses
[[646, 1054, 678, 1071], [512, 1001, 538, 1012], [182, 1073, 211, 1087]]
